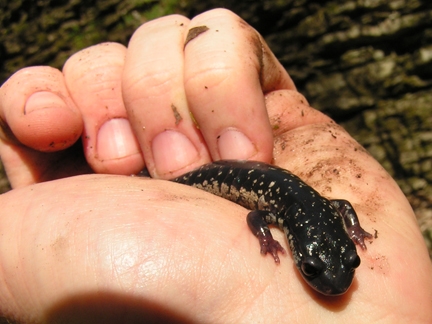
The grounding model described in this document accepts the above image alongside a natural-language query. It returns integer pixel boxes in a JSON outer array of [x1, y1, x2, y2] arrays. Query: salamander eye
[[301, 257, 323, 278], [347, 251, 361, 269]]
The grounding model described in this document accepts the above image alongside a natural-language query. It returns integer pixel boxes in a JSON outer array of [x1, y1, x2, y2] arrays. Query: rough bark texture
[[0, 0, 431, 255]]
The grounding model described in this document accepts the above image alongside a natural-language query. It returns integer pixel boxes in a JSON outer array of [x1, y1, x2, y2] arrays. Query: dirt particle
[[184, 25, 209, 47], [171, 104, 183, 126]]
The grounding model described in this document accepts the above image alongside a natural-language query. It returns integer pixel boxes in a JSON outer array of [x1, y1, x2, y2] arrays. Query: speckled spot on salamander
[[141, 160, 373, 296]]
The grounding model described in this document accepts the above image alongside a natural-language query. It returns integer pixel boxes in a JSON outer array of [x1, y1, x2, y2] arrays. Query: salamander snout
[[299, 250, 361, 296]]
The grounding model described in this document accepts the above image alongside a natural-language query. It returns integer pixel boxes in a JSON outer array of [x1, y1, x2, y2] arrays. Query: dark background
[[1, 0, 431, 256]]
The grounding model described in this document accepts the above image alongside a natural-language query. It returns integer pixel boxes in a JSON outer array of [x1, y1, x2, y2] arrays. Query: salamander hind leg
[[246, 210, 286, 264], [331, 199, 374, 250]]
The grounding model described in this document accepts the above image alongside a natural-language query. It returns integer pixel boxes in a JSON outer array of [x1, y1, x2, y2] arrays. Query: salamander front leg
[[331, 199, 374, 250], [246, 210, 286, 264]]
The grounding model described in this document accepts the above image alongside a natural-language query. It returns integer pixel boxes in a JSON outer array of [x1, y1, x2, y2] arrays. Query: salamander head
[[297, 248, 360, 295], [286, 205, 361, 296]]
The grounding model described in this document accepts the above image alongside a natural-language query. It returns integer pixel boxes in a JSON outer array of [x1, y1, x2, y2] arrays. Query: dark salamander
[[168, 160, 373, 296]]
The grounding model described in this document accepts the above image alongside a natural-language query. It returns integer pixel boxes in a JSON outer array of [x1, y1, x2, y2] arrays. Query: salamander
[[166, 160, 373, 296]]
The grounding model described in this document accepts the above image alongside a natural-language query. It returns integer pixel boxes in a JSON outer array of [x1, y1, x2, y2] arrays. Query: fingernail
[[24, 91, 67, 114], [97, 118, 141, 160], [217, 129, 256, 160], [152, 130, 199, 175]]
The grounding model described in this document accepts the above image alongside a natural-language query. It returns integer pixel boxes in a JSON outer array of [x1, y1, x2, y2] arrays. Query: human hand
[[1, 8, 431, 323], [0, 8, 295, 189]]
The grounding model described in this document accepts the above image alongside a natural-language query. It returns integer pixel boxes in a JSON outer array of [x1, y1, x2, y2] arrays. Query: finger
[[0, 67, 82, 151], [122, 15, 211, 179], [63, 42, 143, 175], [0, 66, 84, 187], [184, 9, 296, 163]]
